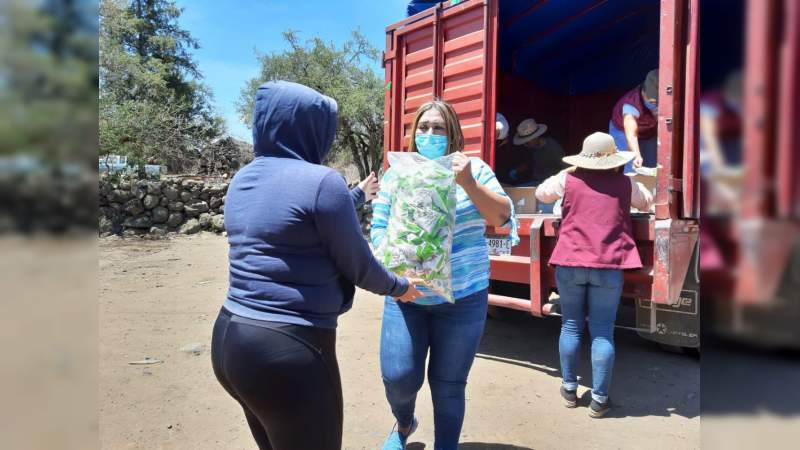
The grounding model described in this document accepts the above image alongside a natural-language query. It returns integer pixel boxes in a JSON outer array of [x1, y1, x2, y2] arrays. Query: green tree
[[237, 31, 385, 180], [99, 0, 223, 173], [0, 0, 98, 165]]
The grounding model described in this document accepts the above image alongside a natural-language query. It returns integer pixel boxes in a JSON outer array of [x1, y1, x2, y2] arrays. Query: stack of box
[[501, 185, 539, 215], [629, 166, 657, 213]]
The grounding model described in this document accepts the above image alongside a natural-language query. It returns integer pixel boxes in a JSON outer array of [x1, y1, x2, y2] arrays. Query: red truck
[[702, 0, 800, 348], [382, 0, 799, 350]]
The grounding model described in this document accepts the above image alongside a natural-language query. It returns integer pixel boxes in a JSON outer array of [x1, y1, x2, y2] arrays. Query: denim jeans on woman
[[380, 289, 488, 450], [555, 266, 624, 403]]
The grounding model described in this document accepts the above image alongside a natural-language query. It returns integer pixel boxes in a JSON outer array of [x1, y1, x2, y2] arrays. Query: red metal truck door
[[651, 0, 700, 307], [682, 0, 700, 219], [384, 0, 498, 163], [733, 0, 799, 305], [777, 0, 800, 220]]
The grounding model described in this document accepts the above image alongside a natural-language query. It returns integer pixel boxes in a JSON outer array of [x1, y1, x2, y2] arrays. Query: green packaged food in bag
[[375, 152, 458, 302]]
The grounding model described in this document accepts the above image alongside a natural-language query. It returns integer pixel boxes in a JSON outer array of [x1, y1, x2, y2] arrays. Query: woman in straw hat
[[535, 132, 653, 418]]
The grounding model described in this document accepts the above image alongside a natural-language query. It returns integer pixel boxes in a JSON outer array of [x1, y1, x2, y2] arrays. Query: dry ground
[[99, 233, 699, 449]]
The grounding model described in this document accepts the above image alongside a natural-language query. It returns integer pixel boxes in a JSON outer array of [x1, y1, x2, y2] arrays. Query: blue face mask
[[643, 98, 658, 114], [415, 134, 448, 159]]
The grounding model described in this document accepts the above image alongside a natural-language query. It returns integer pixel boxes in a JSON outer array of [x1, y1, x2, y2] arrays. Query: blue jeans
[[538, 201, 555, 214], [555, 266, 623, 403], [609, 121, 658, 175], [380, 289, 488, 450]]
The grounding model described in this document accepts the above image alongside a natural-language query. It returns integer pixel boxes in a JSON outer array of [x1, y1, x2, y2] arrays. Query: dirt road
[[99, 233, 699, 449]]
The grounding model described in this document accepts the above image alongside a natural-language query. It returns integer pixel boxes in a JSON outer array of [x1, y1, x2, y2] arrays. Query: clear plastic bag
[[375, 152, 458, 302]]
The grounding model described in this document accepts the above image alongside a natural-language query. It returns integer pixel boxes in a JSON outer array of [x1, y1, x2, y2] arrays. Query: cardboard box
[[503, 186, 538, 214], [628, 168, 657, 213], [632, 173, 656, 196], [630, 166, 657, 196]]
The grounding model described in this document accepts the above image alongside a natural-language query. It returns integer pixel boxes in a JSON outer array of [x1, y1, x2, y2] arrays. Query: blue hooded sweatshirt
[[223, 81, 408, 328]]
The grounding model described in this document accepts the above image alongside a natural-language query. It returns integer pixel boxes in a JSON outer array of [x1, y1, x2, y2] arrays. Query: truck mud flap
[[636, 289, 700, 348]]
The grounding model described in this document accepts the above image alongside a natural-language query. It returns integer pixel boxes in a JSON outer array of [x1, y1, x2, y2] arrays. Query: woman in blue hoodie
[[211, 81, 423, 450], [373, 100, 518, 450]]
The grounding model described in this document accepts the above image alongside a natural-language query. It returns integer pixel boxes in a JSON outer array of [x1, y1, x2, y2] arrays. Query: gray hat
[[643, 69, 659, 99], [513, 118, 548, 145]]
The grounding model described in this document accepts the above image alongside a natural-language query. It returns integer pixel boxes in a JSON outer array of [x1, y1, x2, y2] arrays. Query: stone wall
[[99, 175, 373, 238], [99, 176, 227, 238]]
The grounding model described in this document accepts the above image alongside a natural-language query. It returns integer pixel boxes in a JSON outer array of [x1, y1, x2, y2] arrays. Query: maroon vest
[[549, 170, 643, 269], [611, 86, 658, 139], [701, 90, 742, 140]]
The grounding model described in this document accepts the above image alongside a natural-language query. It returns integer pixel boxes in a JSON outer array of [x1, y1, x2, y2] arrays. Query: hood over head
[[251, 80, 338, 164]]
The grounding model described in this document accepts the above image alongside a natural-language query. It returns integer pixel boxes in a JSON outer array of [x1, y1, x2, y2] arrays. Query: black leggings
[[211, 308, 342, 450]]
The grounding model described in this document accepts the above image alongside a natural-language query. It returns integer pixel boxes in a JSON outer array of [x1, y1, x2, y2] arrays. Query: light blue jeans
[[380, 289, 487, 450], [555, 266, 624, 403]]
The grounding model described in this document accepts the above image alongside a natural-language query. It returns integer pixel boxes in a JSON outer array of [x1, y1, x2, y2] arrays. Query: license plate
[[486, 235, 512, 256]]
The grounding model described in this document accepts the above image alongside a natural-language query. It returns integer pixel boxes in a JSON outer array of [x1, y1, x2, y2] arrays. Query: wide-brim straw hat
[[562, 132, 635, 170], [513, 118, 548, 145]]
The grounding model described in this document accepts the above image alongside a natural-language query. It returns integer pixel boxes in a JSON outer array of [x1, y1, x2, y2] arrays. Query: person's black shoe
[[560, 386, 577, 408], [588, 399, 611, 418]]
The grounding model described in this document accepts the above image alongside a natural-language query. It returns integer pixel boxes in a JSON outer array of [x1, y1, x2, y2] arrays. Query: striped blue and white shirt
[[371, 157, 520, 305]]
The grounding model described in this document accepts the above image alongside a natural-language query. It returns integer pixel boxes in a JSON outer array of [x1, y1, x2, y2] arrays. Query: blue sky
[[175, 0, 410, 143]]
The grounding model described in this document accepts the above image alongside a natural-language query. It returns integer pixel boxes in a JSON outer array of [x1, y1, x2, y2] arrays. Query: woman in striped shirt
[[372, 100, 518, 450]]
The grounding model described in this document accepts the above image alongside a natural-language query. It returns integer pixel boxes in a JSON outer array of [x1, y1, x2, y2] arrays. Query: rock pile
[[99, 176, 227, 237]]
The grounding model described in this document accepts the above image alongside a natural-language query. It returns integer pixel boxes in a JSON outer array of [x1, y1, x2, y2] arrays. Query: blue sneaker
[[381, 417, 418, 450]]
